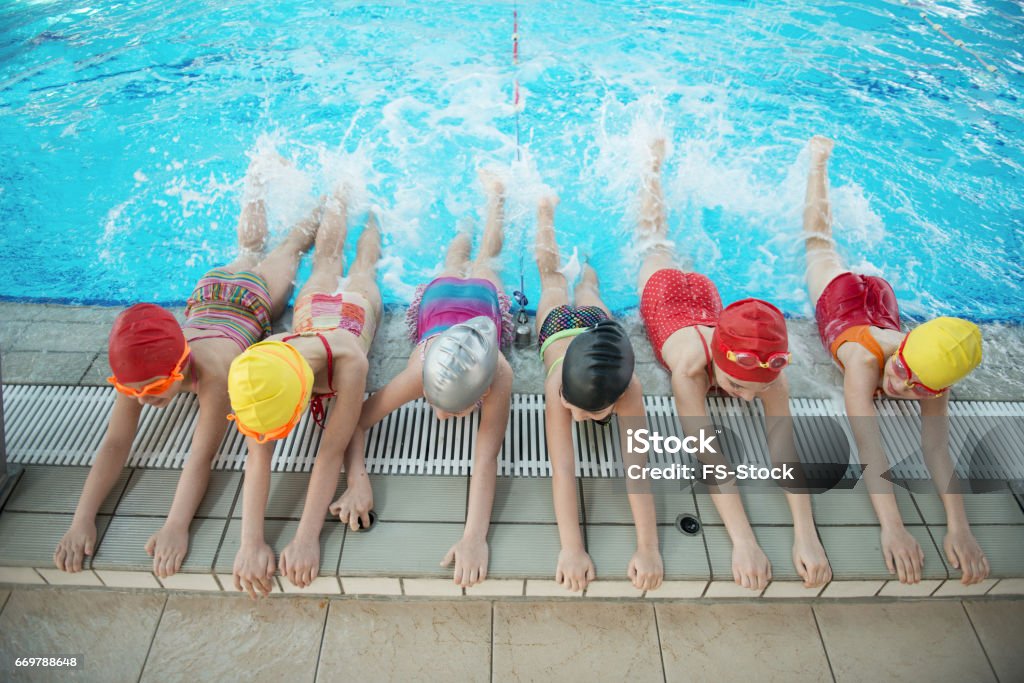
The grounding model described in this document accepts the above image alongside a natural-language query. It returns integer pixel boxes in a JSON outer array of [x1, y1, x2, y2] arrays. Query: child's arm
[[54, 394, 143, 572], [441, 356, 513, 587], [673, 371, 771, 591], [233, 437, 276, 599], [329, 359, 425, 527], [843, 363, 925, 584], [147, 382, 232, 577], [761, 377, 832, 588], [544, 381, 595, 592], [280, 351, 369, 588], [616, 377, 663, 591], [920, 394, 989, 584]]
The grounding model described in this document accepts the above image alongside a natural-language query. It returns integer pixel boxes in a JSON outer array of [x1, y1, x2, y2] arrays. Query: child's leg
[[469, 170, 506, 291], [574, 264, 611, 318], [534, 196, 570, 335], [224, 151, 288, 272], [248, 206, 320, 321], [439, 232, 472, 279], [343, 212, 384, 326], [637, 138, 681, 293], [295, 189, 349, 302], [803, 136, 848, 306]]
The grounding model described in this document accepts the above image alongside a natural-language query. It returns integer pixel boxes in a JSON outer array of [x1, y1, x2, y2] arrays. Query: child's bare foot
[[881, 525, 925, 584], [944, 528, 990, 585], [538, 194, 560, 218], [53, 520, 96, 573], [478, 168, 505, 199], [146, 523, 189, 578], [649, 137, 666, 174], [732, 537, 772, 591], [809, 135, 835, 165], [442, 534, 490, 588], [279, 534, 321, 588], [792, 527, 832, 588]]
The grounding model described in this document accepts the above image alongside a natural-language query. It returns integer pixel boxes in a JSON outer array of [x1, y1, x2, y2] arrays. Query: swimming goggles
[[725, 349, 791, 371], [892, 337, 947, 398], [107, 343, 191, 398]]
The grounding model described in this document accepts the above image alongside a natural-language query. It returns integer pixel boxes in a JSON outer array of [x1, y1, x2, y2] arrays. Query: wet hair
[[561, 319, 635, 412]]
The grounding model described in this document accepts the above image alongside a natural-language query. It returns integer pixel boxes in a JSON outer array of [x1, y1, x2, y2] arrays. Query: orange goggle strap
[[106, 343, 191, 397], [226, 343, 310, 444]]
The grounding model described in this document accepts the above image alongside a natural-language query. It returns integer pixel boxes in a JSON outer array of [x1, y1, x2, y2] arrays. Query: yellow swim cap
[[902, 317, 982, 390], [227, 341, 313, 442]]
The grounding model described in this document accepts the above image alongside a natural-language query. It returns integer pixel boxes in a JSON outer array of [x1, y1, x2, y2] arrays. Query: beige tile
[[818, 580, 883, 598], [35, 568, 104, 587], [963, 599, 1024, 683], [141, 594, 326, 682], [645, 580, 707, 599], [402, 578, 463, 597], [877, 579, 942, 597], [340, 576, 402, 595], [279, 576, 341, 595], [814, 602, 996, 682], [318, 601, 490, 682], [703, 580, 764, 598], [584, 581, 643, 598], [0, 588, 165, 682], [465, 579, 524, 597], [762, 581, 824, 599], [93, 570, 161, 589], [658, 603, 832, 683], [525, 580, 583, 597], [493, 602, 662, 682], [159, 572, 222, 592], [932, 578, 999, 597], [988, 578, 1024, 595], [0, 567, 45, 584]]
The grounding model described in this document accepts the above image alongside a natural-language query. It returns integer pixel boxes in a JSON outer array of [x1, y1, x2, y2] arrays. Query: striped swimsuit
[[183, 268, 274, 350]]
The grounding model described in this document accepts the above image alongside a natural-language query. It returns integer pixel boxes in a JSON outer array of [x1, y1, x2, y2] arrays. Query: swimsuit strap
[[538, 327, 589, 359], [547, 355, 566, 379], [282, 332, 337, 430], [694, 327, 714, 386], [183, 329, 248, 352]]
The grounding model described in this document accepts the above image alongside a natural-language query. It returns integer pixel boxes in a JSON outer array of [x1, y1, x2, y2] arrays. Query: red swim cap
[[712, 298, 789, 383], [107, 304, 186, 383]]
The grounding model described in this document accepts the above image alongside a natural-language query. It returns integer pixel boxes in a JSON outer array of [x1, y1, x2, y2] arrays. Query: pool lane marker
[[513, 3, 522, 161], [901, 0, 998, 73]]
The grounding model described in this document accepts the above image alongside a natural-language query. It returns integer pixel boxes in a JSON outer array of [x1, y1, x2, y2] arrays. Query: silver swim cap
[[423, 316, 499, 413]]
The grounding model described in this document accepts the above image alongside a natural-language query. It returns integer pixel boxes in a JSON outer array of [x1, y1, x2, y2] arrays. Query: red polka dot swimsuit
[[640, 268, 723, 368]]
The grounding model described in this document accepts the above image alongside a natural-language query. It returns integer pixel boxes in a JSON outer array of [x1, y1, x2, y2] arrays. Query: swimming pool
[[1, 1, 1021, 321]]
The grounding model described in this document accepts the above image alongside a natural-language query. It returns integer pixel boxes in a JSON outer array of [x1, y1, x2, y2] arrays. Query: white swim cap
[[422, 316, 499, 413]]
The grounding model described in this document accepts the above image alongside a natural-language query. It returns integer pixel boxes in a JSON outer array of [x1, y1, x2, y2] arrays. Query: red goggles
[[892, 337, 946, 397], [107, 343, 190, 398], [725, 349, 791, 371]]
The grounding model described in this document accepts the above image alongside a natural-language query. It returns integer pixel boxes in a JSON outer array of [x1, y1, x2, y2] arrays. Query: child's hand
[[233, 541, 276, 600], [53, 519, 97, 573], [441, 535, 489, 588], [944, 527, 990, 585], [145, 523, 189, 579], [793, 528, 832, 588], [555, 546, 596, 592], [732, 537, 772, 591], [628, 546, 664, 591], [329, 477, 374, 532], [881, 525, 924, 584], [279, 534, 321, 588]]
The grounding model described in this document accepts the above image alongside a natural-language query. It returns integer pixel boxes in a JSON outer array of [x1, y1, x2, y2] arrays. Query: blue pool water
[[1, 1, 1022, 321]]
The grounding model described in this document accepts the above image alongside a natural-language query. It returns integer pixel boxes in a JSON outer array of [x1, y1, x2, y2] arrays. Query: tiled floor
[[0, 589, 1020, 682]]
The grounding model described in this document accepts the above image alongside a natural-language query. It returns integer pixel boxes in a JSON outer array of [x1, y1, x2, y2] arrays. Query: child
[[54, 152, 316, 579], [535, 194, 664, 593], [330, 171, 514, 589], [636, 139, 831, 591], [801, 135, 987, 585], [226, 183, 382, 597]]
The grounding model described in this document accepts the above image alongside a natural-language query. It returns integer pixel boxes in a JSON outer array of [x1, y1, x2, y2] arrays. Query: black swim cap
[[561, 319, 635, 412]]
